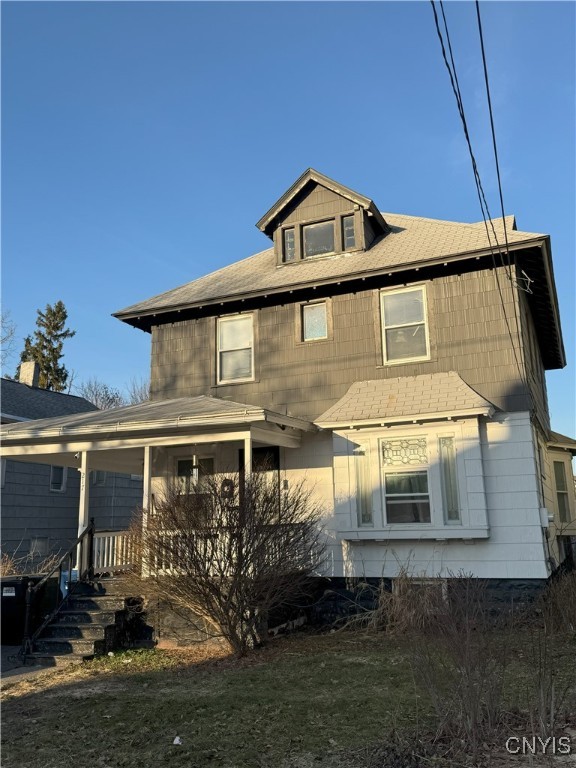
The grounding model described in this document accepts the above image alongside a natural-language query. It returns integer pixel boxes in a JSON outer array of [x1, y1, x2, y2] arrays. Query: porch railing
[[93, 529, 133, 573]]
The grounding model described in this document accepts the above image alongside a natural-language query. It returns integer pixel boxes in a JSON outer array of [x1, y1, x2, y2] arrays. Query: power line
[[430, 0, 529, 396]]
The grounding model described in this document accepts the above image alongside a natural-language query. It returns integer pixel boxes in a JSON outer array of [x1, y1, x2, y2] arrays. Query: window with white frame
[[381, 437, 431, 523], [381, 286, 429, 363], [553, 461, 571, 523], [354, 445, 373, 525], [439, 437, 460, 523], [217, 315, 254, 383], [50, 466, 67, 492], [302, 302, 327, 341]]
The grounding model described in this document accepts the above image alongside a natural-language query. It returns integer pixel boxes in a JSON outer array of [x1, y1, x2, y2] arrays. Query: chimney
[[19, 361, 40, 387]]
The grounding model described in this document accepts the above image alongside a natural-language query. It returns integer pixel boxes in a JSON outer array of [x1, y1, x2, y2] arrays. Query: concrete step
[[68, 595, 126, 612], [34, 637, 104, 657], [56, 609, 118, 625], [43, 623, 108, 640]]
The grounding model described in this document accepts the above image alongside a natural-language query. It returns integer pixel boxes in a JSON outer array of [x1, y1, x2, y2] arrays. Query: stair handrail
[[20, 519, 96, 660]]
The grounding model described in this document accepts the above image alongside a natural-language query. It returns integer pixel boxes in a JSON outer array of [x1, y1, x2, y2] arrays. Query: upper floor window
[[302, 302, 327, 341], [217, 315, 254, 383], [283, 228, 296, 262], [342, 215, 356, 250], [303, 221, 335, 258], [50, 466, 67, 493], [381, 286, 429, 364], [553, 461, 571, 523]]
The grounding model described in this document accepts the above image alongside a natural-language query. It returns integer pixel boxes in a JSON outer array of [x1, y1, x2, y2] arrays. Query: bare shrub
[[128, 471, 326, 656], [0, 551, 63, 577], [538, 570, 576, 635]]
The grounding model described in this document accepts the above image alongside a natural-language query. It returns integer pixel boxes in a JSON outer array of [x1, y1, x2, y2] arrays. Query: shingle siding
[[150, 265, 535, 421]]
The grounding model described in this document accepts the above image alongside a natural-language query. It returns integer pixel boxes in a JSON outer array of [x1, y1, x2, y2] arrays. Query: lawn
[[1, 630, 575, 768]]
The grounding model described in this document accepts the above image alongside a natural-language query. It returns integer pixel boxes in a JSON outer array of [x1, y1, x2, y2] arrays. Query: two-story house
[[2, 169, 574, 589]]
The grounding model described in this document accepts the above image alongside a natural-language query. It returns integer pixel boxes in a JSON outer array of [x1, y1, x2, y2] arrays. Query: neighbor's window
[[553, 461, 571, 523], [177, 457, 214, 494], [91, 470, 107, 486], [439, 437, 460, 523], [30, 537, 49, 557], [381, 437, 431, 523], [342, 215, 356, 250], [381, 286, 429, 363], [217, 315, 254, 383], [50, 466, 67, 493], [302, 302, 327, 341], [283, 228, 296, 262], [303, 221, 334, 258]]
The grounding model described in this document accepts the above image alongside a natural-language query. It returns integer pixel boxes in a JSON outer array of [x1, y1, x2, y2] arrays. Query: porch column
[[77, 451, 91, 538], [77, 451, 91, 578], [243, 435, 252, 476], [142, 445, 152, 512]]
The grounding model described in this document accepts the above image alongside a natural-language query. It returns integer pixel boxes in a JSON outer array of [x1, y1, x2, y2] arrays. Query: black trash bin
[[1, 575, 59, 645]]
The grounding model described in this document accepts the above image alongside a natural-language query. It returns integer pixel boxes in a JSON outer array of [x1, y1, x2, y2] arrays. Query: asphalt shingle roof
[[1, 378, 98, 421], [317, 372, 497, 427], [1, 395, 314, 439], [115, 213, 544, 319]]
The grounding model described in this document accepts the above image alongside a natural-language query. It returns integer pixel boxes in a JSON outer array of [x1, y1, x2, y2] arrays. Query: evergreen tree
[[16, 301, 76, 391]]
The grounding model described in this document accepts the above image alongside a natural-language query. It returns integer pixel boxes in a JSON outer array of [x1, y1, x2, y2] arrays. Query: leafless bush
[[0, 551, 63, 576], [538, 570, 576, 635], [127, 471, 326, 656]]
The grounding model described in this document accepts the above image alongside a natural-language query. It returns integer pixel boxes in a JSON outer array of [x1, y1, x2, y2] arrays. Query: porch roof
[[316, 372, 497, 429], [0, 395, 317, 473]]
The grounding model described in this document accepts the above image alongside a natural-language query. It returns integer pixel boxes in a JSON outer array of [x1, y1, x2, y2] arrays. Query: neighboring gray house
[[1, 362, 142, 564], [2, 170, 575, 587]]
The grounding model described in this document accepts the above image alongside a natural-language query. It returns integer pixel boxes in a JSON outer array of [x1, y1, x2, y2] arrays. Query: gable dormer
[[256, 169, 389, 266]]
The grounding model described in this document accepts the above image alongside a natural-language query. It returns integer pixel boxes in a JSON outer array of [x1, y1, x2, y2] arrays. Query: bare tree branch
[[128, 470, 326, 656]]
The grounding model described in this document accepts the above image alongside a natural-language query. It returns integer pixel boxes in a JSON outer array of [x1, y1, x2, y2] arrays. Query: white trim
[[217, 314, 255, 384], [380, 285, 430, 365]]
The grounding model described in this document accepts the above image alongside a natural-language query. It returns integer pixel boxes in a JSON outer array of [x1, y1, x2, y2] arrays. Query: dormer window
[[283, 228, 296, 262], [303, 221, 335, 258], [342, 215, 356, 250]]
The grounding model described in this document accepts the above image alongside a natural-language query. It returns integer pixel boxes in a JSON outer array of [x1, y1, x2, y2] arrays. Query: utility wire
[[475, 0, 513, 282], [430, 0, 529, 395]]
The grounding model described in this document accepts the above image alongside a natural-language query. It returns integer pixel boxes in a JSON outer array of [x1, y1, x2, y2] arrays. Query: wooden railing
[[92, 530, 133, 574]]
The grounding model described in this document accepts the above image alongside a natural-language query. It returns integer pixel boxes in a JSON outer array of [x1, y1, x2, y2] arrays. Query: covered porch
[[1, 395, 318, 574]]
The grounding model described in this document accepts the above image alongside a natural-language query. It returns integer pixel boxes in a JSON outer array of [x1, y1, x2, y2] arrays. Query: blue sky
[[2, 1, 574, 436]]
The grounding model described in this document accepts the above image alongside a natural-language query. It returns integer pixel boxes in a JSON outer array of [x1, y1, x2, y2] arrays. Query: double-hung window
[[381, 437, 431, 523], [217, 315, 254, 383], [381, 286, 429, 363]]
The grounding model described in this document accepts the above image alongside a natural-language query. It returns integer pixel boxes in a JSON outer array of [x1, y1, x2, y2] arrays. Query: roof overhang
[[256, 168, 389, 238], [318, 407, 495, 431], [0, 396, 317, 472]]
